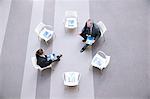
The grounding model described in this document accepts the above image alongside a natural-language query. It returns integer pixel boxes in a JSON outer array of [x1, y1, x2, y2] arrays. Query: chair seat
[[63, 72, 80, 86], [31, 57, 52, 71], [35, 22, 54, 43], [91, 54, 105, 67], [91, 51, 110, 70], [39, 28, 54, 42], [65, 18, 77, 29]]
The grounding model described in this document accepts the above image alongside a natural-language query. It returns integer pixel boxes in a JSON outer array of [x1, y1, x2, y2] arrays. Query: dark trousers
[[80, 33, 87, 40], [81, 44, 89, 52]]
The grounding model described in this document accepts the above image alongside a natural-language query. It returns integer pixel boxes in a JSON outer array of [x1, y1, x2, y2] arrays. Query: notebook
[[68, 20, 74, 26], [86, 35, 95, 45], [43, 31, 51, 38]]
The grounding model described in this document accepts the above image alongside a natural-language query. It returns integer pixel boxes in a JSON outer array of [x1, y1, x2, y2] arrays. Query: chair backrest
[[31, 57, 41, 69], [64, 11, 78, 29], [31, 57, 52, 71], [97, 21, 107, 37], [91, 51, 110, 70], [65, 10, 77, 18], [35, 22, 46, 34], [63, 72, 80, 86]]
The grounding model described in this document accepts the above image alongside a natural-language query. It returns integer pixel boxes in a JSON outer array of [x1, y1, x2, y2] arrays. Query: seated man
[[36, 49, 62, 68], [79, 19, 101, 53]]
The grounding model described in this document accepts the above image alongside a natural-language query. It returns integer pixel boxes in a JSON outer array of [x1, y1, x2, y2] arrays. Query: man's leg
[[80, 44, 89, 53]]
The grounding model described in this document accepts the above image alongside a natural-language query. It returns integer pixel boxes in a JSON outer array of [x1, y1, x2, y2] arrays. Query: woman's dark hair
[[36, 49, 44, 57]]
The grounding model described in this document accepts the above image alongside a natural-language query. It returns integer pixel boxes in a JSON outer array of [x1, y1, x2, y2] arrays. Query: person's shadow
[[92, 37, 105, 55]]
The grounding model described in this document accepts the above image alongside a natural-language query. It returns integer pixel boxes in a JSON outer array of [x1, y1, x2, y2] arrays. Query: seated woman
[[36, 49, 62, 68], [79, 19, 101, 52]]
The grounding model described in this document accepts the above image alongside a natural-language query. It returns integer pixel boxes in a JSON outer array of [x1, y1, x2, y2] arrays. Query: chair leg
[[89, 65, 93, 71], [38, 36, 40, 40], [77, 85, 79, 91], [101, 67, 105, 71], [103, 35, 105, 42], [45, 40, 49, 45]]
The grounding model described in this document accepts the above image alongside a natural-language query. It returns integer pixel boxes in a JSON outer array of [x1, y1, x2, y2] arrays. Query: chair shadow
[[92, 66, 108, 77], [49, 60, 62, 72], [92, 67, 103, 75], [40, 38, 53, 54], [64, 85, 80, 92], [37, 68, 51, 80], [92, 38, 105, 55], [40, 38, 53, 47], [65, 28, 77, 36]]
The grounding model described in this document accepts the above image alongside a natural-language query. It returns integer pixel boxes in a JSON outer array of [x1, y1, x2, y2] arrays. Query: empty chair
[[35, 22, 54, 44], [64, 10, 78, 29], [97, 21, 107, 38], [31, 57, 52, 71], [63, 72, 81, 86], [91, 51, 110, 70]]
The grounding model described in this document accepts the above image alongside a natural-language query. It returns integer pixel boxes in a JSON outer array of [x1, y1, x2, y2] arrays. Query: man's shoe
[[80, 49, 84, 53]]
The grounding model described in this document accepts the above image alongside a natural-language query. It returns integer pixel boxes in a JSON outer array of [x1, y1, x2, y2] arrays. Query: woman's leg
[[56, 54, 62, 59], [53, 54, 62, 62], [47, 53, 55, 61]]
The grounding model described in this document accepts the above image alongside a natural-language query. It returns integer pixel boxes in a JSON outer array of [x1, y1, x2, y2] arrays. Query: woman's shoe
[[57, 54, 62, 59], [59, 54, 62, 57], [55, 58, 60, 61]]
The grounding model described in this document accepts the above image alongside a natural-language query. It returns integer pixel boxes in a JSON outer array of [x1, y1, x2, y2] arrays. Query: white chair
[[97, 21, 107, 39], [64, 10, 78, 29], [63, 72, 81, 86], [35, 22, 54, 44], [91, 51, 110, 70], [31, 57, 52, 71]]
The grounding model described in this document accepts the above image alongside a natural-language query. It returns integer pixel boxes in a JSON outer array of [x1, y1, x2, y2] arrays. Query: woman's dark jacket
[[36, 54, 52, 68]]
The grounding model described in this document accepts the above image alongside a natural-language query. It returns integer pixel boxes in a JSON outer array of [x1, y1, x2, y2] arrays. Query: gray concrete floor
[[0, 0, 149, 99], [90, 0, 150, 99]]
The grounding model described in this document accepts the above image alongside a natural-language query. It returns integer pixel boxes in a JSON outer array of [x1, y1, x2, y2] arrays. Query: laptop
[[86, 35, 95, 45]]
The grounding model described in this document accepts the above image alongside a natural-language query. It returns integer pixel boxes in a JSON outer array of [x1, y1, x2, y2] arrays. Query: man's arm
[[95, 31, 101, 41]]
